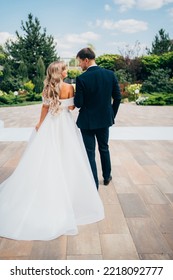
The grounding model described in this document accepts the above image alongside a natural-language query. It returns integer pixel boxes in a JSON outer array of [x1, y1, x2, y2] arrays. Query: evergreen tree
[[34, 57, 45, 93], [18, 61, 28, 82], [0, 45, 7, 65], [148, 29, 173, 55], [0, 62, 22, 92], [6, 13, 58, 82]]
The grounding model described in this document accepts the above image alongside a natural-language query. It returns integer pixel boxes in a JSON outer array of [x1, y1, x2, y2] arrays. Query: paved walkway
[[0, 126, 173, 141], [0, 103, 173, 260]]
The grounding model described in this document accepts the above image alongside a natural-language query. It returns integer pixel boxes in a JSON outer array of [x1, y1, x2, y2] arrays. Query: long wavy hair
[[43, 61, 67, 115]]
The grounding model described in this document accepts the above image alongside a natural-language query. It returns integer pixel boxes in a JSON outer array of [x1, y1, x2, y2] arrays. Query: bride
[[0, 61, 104, 241]]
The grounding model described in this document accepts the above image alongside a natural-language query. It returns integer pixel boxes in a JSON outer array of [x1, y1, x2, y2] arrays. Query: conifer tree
[[6, 13, 58, 82], [148, 29, 173, 55], [34, 57, 45, 93], [18, 61, 28, 82]]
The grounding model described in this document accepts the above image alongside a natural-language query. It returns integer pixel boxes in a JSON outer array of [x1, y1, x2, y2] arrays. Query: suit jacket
[[74, 66, 121, 129]]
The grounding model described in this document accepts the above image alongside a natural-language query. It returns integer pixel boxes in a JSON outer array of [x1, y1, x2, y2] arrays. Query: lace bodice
[[42, 97, 74, 115], [59, 97, 74, 108], [43, 96, 74, 107]]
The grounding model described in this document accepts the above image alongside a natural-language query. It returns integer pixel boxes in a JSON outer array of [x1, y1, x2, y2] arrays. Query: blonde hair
[[43, 61, 66, 115]]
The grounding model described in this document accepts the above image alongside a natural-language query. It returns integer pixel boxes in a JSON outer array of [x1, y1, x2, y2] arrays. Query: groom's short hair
[[76, 48, 95, 60]]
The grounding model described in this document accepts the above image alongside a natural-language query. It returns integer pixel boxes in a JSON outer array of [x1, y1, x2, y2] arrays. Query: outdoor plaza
[[0, 103, 173, 260]]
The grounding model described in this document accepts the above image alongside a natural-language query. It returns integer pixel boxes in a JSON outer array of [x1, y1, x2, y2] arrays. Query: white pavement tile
[[0, 120, 4, 129], [110, 127, 173, 140], [0, 128, 34, 141], [0, 126, 173, 142]]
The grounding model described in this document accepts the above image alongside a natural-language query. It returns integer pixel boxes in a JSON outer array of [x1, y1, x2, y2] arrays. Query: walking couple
[[0, 48, 121, 240]]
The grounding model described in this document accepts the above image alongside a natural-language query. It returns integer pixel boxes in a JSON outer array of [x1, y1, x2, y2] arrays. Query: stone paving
[[0, 103, 173, 260]]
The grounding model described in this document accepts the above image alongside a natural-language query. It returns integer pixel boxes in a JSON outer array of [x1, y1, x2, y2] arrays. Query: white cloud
[[114, 0, 173, 11], [0, 32, 16, 45], [104, 4, 111, 11], [90, 19, 148, 33], [113, 0, 135, 12], [65, 32, 100, 44], [55, 31, 100, 58], [54, 38, 72, 51], [168, 7, 173, 18], [137, 0, 171, 10]]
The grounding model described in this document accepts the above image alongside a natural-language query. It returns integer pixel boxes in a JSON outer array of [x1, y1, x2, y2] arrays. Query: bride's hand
[[35, 123, 41, 131]]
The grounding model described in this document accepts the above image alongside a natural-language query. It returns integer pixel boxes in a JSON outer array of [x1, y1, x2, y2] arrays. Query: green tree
[[18, 61, 28, 82], [0, 62, 22, 92], [34, 57, 45, 93], [148, 28, 173, 55], [117, 41, 146, 82], [6, 13, 58, 82], [0, 45, 7, 65], [127, 57, 145, 82]]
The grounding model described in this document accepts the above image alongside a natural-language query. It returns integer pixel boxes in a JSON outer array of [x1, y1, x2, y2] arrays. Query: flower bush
[[125, 83, 142, 101]]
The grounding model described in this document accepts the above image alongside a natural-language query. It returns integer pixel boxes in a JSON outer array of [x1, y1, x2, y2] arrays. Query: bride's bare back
[[59, 82, 75, 110], [59, 82, 74, 99]]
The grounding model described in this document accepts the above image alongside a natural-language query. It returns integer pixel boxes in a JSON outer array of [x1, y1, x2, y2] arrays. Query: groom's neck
[[87, 59, 97, 68]]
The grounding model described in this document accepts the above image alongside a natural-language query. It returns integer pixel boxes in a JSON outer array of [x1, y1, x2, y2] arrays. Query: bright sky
[[0, 0, 173, 59]]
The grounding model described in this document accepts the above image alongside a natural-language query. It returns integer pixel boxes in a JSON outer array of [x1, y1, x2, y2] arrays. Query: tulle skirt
[[0, 109, 104, 240]]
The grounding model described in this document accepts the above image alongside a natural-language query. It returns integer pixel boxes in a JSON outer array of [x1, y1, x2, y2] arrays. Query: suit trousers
[[81, 127, 111, 189]]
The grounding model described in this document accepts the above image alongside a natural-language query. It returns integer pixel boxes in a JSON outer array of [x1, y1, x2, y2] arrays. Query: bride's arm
[[68, 84, 75, 110], [35, 104, 49, 131]]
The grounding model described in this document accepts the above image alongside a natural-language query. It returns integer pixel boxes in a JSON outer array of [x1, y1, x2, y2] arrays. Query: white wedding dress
[[0, 97, 104, 241]]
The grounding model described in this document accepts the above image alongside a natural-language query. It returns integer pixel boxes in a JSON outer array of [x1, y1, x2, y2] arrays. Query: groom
[[74, 48, 121, 189]]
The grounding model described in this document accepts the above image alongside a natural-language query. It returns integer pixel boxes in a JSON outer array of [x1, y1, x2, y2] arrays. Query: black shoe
[[103, 175, 112, 186]]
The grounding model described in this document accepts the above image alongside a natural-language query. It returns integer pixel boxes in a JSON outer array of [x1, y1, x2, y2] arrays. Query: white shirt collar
[[87, 64, 97, 69]]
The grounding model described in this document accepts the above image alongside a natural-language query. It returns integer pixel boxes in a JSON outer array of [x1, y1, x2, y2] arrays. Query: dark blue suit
[[74, 66, 121, 188]]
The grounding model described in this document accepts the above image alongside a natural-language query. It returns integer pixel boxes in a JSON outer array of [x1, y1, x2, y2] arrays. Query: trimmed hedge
[[136, 93, 173, 105]]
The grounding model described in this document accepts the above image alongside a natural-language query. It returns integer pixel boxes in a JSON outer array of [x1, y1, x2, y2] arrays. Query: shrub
[[23, 80, 35, 92], [137, 93, 173, 105], [26, 92, 42, 101], [141, 52, 173, 77], [141, 68, 173, 93], [67, 69, 81, 79], [96, 54, 120, 71], [164, 94, 173, 105], [0, 90, 7, 96], [0, 95, 11, 104], [0, 93, 14, 105], [125, 83, 142, 101], [136, 96, 149, 105], [116, 69, 132, 83]]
